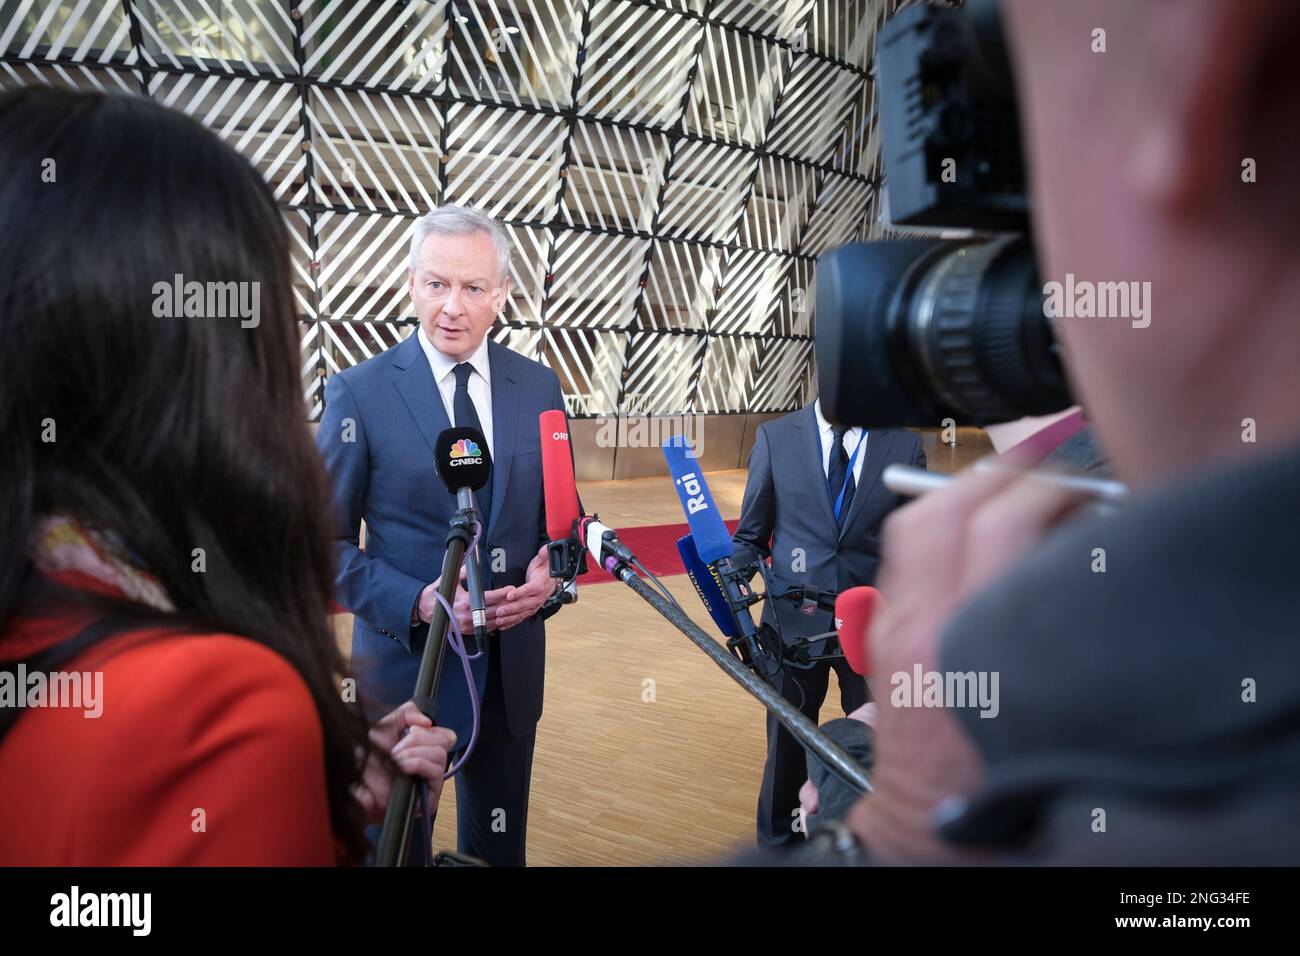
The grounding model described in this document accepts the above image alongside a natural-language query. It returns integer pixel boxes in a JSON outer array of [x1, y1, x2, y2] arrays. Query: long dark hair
[[0, 87, 370, 861]]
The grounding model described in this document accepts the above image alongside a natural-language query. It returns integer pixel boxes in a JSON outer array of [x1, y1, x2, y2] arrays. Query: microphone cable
[[630, 556, 683, 611]]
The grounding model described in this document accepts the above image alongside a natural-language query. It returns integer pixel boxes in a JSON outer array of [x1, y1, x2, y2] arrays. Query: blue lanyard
[[822, 429, 867, 520]]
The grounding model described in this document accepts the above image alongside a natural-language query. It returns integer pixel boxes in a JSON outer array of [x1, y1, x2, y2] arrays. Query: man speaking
[[317, 205, 565, 866], [733, 396, 925, 849]]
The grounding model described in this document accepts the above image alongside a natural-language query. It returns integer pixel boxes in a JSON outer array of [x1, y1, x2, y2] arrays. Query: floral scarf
[[31, 516, 173, 613]]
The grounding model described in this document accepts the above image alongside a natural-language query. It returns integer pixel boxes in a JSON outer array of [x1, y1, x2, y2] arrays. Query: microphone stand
[[760, 570, 846, 669], [598, 554, 871, 796], [374, 504, 476, 867]]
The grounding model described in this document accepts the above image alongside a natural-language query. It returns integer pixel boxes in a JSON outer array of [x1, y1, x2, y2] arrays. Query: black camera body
[[876, 0, 1027, 232], [816, 0, 1072, 429]]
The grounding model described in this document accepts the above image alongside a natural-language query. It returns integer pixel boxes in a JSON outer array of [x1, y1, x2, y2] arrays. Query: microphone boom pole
[[375, 425, 491, 867], [374, 510, 472, 867], [598, 551, 871, 796], [540, 416, 870, 797]]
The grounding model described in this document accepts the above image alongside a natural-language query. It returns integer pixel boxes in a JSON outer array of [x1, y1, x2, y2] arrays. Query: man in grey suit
[[733, 398, 925, 848], [316, 205, 565, 866]]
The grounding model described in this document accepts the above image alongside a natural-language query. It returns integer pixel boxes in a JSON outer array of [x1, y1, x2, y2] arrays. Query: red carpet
[[581, 518, 741, 584]]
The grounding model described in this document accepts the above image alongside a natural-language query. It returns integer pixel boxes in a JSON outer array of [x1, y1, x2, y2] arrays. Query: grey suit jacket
[[732, 405, 926, 642], [938, 438, 1300, 863]]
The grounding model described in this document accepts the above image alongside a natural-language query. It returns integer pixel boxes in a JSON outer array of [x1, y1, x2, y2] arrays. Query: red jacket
[[0, 572, 339, 865]]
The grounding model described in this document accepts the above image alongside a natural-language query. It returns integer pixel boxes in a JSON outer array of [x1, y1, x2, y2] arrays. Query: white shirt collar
[[814, 400, 867, 447], [815, 399, 849, 434], [417, 325, 491, 386]]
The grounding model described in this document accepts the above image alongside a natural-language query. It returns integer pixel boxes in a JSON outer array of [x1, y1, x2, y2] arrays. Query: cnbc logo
[[449, 438, 483, 466]]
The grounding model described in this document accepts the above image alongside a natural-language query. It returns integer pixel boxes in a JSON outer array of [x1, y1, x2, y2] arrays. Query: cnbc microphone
[[834, 586, 883, 677], [662, 436, 777, 680], [447, 429, 491, 655], [539, 409, 585, 598], [376, 425, 488, 867]]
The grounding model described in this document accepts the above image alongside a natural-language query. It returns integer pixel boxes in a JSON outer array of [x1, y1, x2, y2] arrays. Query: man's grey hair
[[408, 204, 511, 282]]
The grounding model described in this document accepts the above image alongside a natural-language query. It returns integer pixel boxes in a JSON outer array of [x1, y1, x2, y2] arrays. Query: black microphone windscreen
[[434, 426, 492, 492]]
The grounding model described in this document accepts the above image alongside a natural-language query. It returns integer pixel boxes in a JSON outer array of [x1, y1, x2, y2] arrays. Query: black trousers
[[756, 655, 868, 848], [364, 640, 537, 867], [451, 644, 537, 866]]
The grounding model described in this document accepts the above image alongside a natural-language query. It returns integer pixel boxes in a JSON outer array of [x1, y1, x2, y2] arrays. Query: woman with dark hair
[[0, 87, 455, 864]]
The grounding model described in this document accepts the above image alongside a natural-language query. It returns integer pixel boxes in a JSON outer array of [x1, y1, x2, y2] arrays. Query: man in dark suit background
[[316, 205, 564, 866], [733, 397, 925, 848]]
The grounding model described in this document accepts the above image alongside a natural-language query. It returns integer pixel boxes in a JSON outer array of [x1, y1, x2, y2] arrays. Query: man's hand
[[798, 777, 820, 828], [846, 454, 1090, 863], [418, 546, 557, 636], [416, 566, 473, 633], [485, 545, 556, 633], [353, 700, 458, 824]]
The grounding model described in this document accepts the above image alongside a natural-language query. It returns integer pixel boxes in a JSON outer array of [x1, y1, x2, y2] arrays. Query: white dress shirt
[[417, 325, 494, 456], [814, 399, 867, 486]]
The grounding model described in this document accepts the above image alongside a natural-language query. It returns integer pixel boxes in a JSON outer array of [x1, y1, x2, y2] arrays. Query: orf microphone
[[833, 586, 883, 677], [434, 426, 492, 648], [540, 409, 586, 585], [540, 409, 581, 542]]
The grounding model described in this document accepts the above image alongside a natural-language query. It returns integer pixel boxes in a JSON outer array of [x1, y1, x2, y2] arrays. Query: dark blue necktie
[[827, 426, 855, 529], [452, 362, 491, 522]]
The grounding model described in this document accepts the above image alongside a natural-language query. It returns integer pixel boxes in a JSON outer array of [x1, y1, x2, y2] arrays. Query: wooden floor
[[336, 428, 991, 865]]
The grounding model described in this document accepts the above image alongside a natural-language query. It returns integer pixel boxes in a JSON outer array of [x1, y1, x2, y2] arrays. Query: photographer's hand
[[847, 454, 1090, 863]]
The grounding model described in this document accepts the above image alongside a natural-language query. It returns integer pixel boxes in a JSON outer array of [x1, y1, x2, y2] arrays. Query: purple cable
[[432, 518, 485, 778], [403, 520, 489, 863], [431, 588, 480, 779]]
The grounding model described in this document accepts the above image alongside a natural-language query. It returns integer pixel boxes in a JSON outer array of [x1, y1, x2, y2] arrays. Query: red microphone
[[540, 409, 581, 542], [834, 586, 883, 676]]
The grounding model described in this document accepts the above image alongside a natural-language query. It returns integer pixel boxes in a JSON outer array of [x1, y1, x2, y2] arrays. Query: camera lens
[[815, 236, 1072, 427]]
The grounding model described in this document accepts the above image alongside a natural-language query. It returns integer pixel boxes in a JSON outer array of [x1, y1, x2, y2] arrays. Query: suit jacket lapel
[[796, 406, 838, 531], [485, 340, 519, 537], [839, 428, 894, 542], [392, 330, 453, 460]]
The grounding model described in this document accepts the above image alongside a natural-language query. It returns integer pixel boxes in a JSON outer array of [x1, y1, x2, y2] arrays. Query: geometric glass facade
[[1, 0, 912, 418]]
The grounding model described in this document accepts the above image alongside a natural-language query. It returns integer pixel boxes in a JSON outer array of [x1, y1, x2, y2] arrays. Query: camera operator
[[829, 0, 1300, 865]]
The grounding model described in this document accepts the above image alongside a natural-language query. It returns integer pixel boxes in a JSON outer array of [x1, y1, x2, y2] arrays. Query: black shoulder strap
[[0, 615, 128, 746]]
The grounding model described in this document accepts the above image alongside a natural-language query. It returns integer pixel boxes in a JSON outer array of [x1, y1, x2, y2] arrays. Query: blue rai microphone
[[662, 436, 775, 678], [663, 436, 733, 564]]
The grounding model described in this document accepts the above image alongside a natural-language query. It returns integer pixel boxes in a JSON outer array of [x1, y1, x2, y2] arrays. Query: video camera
[[816, 0, 1072, 428]]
